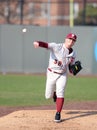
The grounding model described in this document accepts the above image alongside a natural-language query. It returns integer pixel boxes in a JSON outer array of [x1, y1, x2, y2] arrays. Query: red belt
[[48, 68, 63, 75]]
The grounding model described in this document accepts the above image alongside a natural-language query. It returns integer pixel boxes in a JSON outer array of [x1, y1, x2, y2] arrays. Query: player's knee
[[57, 93, 64, 98], [45, 94, 52, 99]]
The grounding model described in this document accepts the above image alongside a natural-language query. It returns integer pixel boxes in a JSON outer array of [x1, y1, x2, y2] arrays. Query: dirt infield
[[0, 101, 97, 130]]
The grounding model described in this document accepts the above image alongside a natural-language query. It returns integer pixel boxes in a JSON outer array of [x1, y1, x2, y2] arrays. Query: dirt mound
[[0, 110, 97, 130]]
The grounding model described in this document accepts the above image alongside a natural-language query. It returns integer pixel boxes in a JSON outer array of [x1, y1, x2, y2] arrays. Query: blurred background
[[0, 0, 97, 26], [0, 0, 97, 75]]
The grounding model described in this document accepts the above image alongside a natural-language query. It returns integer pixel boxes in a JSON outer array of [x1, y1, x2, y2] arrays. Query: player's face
[[65, 38, 75, 48]]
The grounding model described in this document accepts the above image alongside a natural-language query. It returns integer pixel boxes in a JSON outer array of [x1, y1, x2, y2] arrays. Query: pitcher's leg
[[45, 80, 56, 99], [54, 74, 67, 122], [45, 71, 56, 99]]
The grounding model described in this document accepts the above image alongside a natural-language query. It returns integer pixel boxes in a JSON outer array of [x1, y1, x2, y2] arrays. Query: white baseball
[[22, 28, 27, 33]]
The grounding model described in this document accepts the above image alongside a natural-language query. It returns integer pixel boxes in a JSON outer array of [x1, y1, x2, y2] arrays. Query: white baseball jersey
[[48, 42, 75, 73]]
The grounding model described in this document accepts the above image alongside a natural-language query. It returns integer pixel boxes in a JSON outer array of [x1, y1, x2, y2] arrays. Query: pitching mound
[[0, 110, 97, 130]]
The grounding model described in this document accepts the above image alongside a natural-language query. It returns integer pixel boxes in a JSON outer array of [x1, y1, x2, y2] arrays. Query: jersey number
[[54, 59, 62, 66]]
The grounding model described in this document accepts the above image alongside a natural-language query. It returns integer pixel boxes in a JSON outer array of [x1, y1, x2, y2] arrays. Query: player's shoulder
[[48, 42, 62, 48], [53, 43, 63, 52]]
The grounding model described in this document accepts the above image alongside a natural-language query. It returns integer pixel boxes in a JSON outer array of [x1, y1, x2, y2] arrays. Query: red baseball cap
[[66, 33, 77, 41]]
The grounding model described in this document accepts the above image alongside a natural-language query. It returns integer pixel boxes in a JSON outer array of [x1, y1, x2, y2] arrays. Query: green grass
[[65, 76, 97, 101], [0, 74, 97, 107], [0, 74, 50, 106]]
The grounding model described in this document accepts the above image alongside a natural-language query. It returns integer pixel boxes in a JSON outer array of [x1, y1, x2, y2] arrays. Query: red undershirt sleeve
[[37, 41, 48, 48]]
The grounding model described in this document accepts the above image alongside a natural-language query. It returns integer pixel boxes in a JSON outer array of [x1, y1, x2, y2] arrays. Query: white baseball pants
[[45, 70, 67, 99]]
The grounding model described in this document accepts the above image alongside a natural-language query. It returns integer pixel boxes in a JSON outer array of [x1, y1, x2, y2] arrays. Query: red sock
[[56, 98, 64, 112]]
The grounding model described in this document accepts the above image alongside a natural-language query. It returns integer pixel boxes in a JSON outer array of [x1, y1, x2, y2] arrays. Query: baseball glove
[[69, 61, 82, 75]]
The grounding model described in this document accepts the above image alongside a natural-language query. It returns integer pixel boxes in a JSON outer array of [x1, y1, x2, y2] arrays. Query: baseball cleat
[[54, 112, 61, 123]]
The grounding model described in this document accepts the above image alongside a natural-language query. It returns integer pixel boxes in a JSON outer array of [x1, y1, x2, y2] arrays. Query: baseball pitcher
[[33, 33, 82, 123]]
